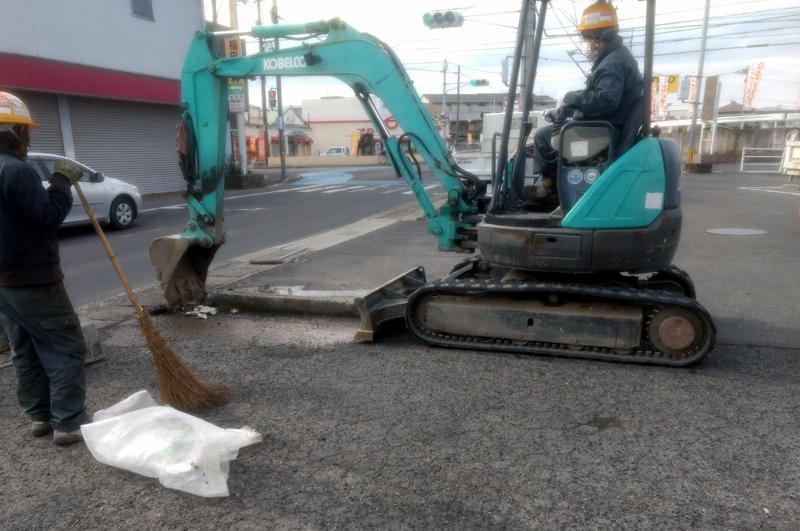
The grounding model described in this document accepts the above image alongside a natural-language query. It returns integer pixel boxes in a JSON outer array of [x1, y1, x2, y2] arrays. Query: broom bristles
[[137, 311, 231, 413]]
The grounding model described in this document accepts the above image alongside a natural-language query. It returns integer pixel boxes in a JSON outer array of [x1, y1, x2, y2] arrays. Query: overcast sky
[[206, 0, 800, 112]]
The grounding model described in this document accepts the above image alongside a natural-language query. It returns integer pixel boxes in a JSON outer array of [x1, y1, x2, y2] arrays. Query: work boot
[[31, 420, 53, 437], [53, 429, 84, 445]]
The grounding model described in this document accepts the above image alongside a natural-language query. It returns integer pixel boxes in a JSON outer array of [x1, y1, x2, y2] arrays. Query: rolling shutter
[[2, 89, 64, 155], [68, 96, 184, 194]]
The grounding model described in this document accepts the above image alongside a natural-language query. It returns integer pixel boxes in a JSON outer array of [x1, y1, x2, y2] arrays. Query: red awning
[[270, 136, 279, 142]]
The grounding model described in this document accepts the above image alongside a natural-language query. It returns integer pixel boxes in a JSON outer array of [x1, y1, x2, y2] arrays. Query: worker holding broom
[[0, 92, 89, 445]]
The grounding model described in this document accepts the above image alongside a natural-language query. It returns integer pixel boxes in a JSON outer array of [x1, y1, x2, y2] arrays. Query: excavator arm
[[150, 19, 482, 308]]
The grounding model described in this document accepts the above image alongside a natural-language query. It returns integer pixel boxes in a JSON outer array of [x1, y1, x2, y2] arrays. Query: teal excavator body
[[151, 1, 715, 367]]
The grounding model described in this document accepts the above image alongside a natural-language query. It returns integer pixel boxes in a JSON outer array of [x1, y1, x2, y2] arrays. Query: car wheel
[[109, 196, 135, 230]]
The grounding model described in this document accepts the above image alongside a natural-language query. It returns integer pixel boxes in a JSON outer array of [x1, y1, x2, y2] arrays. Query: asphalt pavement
[[0, 165, 798, 530]]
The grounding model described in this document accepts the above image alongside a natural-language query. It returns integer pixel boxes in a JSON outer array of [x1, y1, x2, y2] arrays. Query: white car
[[321, 146, 350, 156], [25, 152, 143, 229]]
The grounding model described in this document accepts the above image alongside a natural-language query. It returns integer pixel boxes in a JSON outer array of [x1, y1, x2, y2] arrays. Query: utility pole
[[256, 0, 268, 167], [455, 64, 461, 148], [687, 0, 710, 165], [442, 59, 448, 143], [710, 80, 721, 154], [229, 0, 247, 173], [740, 65, 749, 115], [211, 0, 217, 25], [271, 0, 286, 180]]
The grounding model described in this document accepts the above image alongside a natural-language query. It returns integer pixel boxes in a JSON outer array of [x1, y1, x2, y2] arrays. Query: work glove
[[542, 108, 558, 123], [53, 159, 83, 184]]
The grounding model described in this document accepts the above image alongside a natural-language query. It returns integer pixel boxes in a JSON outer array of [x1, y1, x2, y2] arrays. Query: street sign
[[225, 38, 245, 113]]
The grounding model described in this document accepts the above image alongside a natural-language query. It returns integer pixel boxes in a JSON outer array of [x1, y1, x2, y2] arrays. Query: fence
[[740, 147, 785, 173]]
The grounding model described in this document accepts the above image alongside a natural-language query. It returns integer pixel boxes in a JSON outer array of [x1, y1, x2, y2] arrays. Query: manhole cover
[[706, 228, 767, 235]]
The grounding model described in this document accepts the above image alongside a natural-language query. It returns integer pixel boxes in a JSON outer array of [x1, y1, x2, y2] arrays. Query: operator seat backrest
[[617, 95, 644, 157], [560, 127, 610, 165]]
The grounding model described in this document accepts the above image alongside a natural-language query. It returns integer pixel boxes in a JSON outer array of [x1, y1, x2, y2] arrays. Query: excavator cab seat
[[556, 95, 644, 213]]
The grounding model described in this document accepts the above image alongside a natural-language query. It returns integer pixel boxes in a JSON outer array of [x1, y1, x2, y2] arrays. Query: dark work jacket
[[562, 37, 643, 142], [0, 147, 73, 286]]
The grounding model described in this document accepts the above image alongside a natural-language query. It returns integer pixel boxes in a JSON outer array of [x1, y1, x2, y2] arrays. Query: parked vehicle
[[26, 152, 143, 229], [321, 146, 350, 156]]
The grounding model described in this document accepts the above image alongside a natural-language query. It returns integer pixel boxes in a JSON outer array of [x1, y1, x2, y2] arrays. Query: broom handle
[[73, 181, 144, 316]]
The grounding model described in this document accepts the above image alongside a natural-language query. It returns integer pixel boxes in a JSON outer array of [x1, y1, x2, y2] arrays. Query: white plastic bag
[[82, 391, 261, 497]]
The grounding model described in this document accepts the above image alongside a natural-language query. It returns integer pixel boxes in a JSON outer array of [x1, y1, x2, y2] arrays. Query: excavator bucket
[[149, 236, 221, 310]]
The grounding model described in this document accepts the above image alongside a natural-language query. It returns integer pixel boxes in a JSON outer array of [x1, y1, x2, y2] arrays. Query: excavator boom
[[151, 19, 481, 308]]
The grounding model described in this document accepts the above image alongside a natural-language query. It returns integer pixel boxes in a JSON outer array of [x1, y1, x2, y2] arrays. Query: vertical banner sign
[[688, 70, 698, 117], [659, 76, 670, 118], [651, 75, 680, 93], [225, 38, 245, 113], [651, 78, 658, 120], [351, 131, 359, 156], [702, 75, 719, 122], [745, 61, 765, 109]]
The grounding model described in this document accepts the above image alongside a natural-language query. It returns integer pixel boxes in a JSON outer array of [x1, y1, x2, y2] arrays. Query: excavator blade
[[354, 267, 427, 341], [149, 236, 221, 310]]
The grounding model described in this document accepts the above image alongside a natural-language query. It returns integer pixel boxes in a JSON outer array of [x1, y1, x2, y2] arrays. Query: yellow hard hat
[[577, 1, 619, 32], [0, 92, 39, 128]]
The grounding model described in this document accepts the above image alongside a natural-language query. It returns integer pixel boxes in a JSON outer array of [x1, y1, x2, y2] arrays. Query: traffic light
[[470, 79, 489, 86], [268, 88, 277, 109], [423, 10, 463, 29]]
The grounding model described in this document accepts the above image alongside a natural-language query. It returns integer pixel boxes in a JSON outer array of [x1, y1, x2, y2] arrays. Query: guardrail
[[740, 147, 785, 173]]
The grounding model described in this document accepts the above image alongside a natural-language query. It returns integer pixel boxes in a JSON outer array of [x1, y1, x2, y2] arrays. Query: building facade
[[0, 0, 204, 194]]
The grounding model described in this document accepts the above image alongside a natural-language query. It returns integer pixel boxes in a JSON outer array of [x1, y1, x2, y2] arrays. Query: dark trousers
[[532, 124, 559, 175], [0, 281, 89, 432]]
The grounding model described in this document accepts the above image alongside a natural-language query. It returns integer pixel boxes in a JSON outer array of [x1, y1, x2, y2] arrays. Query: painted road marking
[[322, 185, 367, 194], [738, 186, 800, 196], [402, 185, 439, 195], [142, 182, 408, 212]]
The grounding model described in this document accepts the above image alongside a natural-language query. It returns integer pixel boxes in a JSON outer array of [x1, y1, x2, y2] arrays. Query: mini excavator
[[150, 0, 715, 366]]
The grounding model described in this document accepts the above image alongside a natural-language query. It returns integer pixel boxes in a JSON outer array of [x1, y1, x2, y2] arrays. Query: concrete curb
[[0, 323, 103, 370], [210, 290, 359, 317]]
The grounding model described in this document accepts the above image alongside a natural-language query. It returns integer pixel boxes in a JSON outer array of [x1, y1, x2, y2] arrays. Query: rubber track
[[405, 278, 716, 367]]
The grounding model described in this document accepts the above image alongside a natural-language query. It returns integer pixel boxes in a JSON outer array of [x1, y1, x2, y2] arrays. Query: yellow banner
[[652, 75, 679, 93]]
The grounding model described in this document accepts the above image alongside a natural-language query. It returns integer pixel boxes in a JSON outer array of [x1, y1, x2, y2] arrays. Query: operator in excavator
[[0, 92, 90, 445], [523, 0, 644, 209]]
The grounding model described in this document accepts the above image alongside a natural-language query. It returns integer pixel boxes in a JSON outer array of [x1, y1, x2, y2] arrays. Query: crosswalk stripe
[[322, 185, 367, 194]]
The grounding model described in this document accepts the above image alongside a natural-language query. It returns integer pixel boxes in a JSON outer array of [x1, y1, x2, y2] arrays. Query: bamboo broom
[[73, 182, 230, 413]]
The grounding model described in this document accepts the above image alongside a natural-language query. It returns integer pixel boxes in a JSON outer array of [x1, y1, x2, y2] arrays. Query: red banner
[[659, 76, 670, 119], [744, 61, 765, 109], [651, 78, 658, 120]]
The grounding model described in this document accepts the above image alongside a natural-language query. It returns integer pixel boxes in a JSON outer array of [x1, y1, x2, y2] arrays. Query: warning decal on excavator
[[584, 169, 599, 184], [567, 169, 583, 185]]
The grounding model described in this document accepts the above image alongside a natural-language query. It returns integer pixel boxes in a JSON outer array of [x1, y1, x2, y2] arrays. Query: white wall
[[1, 0, 204, 80], [303, 96, 411, 155]]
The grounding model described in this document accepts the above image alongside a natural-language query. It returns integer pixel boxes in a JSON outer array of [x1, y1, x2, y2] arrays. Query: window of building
[[131, 0, 154, 21]]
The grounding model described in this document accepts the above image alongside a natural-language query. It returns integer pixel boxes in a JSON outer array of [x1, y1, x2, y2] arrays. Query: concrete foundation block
[[82, 323, 104, 365]]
